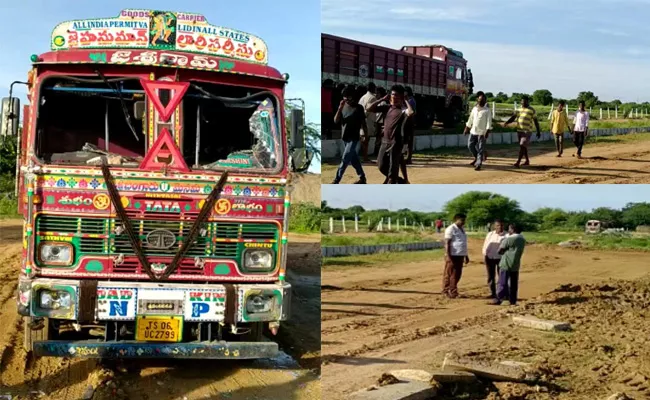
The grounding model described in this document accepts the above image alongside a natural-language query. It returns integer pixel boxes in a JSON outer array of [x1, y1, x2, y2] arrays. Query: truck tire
[[23, 317, 48, 353]]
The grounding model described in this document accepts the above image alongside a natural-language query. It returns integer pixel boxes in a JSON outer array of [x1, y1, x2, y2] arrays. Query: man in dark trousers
[[366, 84, 415, 184], [482, 219, 507, 299], [331, 86, 367, 184], [490, 223, 526, 306], [372, 87, 388, 157], [443, 214, 469, 298], [503, 96, 541, 168]]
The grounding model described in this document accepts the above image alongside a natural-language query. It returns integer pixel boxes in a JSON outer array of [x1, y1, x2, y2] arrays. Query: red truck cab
[[2, 9, 309, 360]]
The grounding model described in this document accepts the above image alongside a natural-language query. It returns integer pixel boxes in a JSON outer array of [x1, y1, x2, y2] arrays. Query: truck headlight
[[242, 249, 274, 272], [39, 290, 72, 310], [39, 242, 73, 266], [245, 294, 276, 314]]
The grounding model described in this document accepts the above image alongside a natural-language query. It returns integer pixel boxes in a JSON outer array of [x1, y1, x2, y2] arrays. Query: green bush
[[289, 202, 321, 233], [0, 196, 18, 218]]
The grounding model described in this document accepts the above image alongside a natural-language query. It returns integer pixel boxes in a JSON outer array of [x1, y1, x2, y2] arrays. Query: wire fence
[[322, 215, 492, 234]]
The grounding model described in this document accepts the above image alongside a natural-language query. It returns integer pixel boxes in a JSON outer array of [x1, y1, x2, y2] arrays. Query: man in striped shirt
[[572, 101, 590, 158], [503, 96, 541, 168]]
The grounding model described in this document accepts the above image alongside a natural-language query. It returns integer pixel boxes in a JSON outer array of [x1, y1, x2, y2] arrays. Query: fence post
[[342, 216, 346, 233], [329, 217, 334, 233], [378, 219, 383, 232], [388, 217, 391, 231], [492, 101, 496, 118], [615, 106, 618, 119], [396, 218, 400, 231], [636, 108, 639, 118], [607, 108, 610, 119], [600, 108, 603, 119], [548, 104, 553, 120], [355, 214, 359, 233]]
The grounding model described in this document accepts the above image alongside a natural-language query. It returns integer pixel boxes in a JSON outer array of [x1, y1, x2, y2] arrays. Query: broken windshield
[[182, 82, 282, 172], [35, 76, 145, 167]]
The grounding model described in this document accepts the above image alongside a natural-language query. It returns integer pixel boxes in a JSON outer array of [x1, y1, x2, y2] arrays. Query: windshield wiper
[[95, 70, 140, 141]]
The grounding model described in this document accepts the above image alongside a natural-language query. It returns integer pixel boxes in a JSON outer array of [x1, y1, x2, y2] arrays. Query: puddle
[[290, 275, 320, 287], [252, 351, 300, 370]]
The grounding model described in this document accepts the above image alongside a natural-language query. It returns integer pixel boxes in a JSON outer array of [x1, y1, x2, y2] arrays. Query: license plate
[[135, 315, 183, 342]]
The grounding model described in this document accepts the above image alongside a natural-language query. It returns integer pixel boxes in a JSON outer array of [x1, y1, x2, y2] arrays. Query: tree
[[576, 91, 599, 108], [532, 89, 553, 106], [443, 192, 524, 227], [484, 92, 494, 99], [495, 92, 508, 103], [589, 207, 623, 227], [621, 202, 650, 229], [510, 93, 528, 103]]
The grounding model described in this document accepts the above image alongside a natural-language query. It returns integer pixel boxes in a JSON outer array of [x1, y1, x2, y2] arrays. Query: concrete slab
[[414, 136, 431, 152], [387, 369, 433, 383], [512, 315, 571, 331], [430, 370, 477, 384], [432, 135, 445, 149], [442, 353, 527, 382], [350, 381, 438, 400]]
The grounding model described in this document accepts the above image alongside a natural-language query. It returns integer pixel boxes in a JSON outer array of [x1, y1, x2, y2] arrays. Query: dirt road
[[322, 133, 650, 184], [321, 238, 650, 398], [0, 220, 321, 400]]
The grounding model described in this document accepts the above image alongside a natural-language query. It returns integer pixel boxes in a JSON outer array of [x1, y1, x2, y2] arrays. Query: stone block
[[512, 315, 571, 331], [442, 353, 527, 382], [350, 381, 437, 400]]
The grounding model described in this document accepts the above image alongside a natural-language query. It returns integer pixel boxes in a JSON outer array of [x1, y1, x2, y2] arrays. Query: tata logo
[[146, 230, 176, 249]]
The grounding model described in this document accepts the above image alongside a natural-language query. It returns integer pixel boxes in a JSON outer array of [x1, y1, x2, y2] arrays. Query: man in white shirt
[[482, 219, 507, 299], [572, 100, 590, 159], [443, 213, 470, 298], [464, 91, 493, 171], [359, 83, 378, 162]]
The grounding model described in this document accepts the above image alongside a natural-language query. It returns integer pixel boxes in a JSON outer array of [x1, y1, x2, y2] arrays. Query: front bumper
[[33, 340, 278, 359], [18, 278, 291, 323]]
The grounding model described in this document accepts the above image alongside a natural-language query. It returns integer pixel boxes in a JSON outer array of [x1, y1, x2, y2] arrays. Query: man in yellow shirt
[[503, 96, 541, 168], [550, 101, 573, 157]]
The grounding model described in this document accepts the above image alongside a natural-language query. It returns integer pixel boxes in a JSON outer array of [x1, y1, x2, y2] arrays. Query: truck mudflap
[[32, 340, 278, 359]]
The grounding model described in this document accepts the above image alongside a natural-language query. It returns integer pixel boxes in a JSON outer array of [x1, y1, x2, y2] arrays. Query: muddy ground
[[0, 219, 321, 400], [321, 237, 650, 399], [322, 134, 650, 184]]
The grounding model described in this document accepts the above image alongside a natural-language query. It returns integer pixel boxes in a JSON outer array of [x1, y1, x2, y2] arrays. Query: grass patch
[[288, 202, 321, 233], [321, 232, 436, 246], [323, 248, 444, 268], [0, 197, 19, 219]]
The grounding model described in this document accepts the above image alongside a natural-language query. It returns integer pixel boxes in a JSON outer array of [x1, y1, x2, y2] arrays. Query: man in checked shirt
[[572, 100, 590, 158]]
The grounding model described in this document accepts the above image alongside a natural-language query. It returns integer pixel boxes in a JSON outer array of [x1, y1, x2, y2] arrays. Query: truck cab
[[1, 9, 310, 360]]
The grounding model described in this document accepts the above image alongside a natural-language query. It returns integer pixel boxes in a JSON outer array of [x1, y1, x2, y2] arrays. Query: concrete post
[[354, 214, 359, 233], [607, 108, 610, 119], [396, 218, 400, 231], [615, 106, 618, 119], [492, 101, 496, 118], [600, 108, 603, 119], [329, 217, 334, 233], [342, 216, 346, 233], [388, 217, 391, 231]]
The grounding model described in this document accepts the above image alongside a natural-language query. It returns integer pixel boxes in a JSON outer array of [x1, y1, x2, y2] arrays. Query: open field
[[321, 236, 650, 399], [0, 220, 321, 400], [322, 132, 650, 184]]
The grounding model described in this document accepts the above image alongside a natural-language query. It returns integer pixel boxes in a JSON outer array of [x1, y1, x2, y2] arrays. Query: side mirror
[[1, 97, 20, 137], [290, 108, 304, 149]]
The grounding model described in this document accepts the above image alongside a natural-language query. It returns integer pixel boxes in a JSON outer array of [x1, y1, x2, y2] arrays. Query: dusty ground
[[290, 173, 321, 205], [0, 219, 321, 400], [321, 133, 650, 184], [321, 237, 650, 399]]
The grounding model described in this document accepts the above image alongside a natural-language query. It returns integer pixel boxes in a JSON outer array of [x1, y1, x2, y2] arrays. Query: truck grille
[[36, 214, 278, 276]]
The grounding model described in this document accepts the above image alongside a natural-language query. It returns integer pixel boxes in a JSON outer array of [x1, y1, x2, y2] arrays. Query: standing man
[[464, 91, 493, 171], [503, 97, 541, 168], [359, 83, 378, 163], [573, 100, 590, 158], [490, 224, 526, 306], [435, 218, 443, 233], [550, 100, 573, 157], [367, 85, 415, 184], [404, 87, 417, 165], [443, 214, 470, 299], [332, 86, 367, 184], [373, 87, 388, 157], [482, 219, 507, 299]]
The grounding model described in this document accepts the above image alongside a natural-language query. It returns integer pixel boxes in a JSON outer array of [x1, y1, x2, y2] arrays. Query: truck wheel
[[23, 317, 48, 353]]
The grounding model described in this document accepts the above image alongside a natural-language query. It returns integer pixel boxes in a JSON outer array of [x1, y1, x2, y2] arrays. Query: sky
[[321, 185, 650, 213], [322, 0, 650, 103], [0, 0, 321, 171]]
